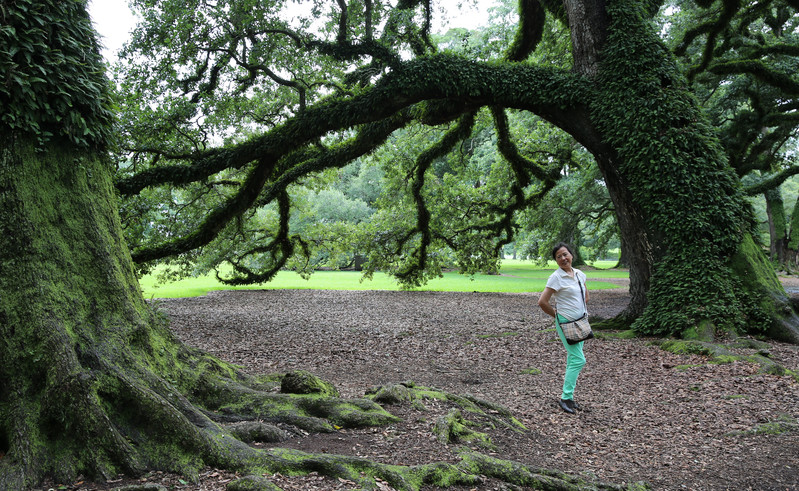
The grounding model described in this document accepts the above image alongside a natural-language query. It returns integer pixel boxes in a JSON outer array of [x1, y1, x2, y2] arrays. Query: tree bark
[[0, 135, 399, 488], [765, 188, 788, 264], [563, 0, 608, 78], [788, 195, 799, 268], [0, 135, 158, 486], [598, 155, 653, 323], [554, 0, 799, 339]]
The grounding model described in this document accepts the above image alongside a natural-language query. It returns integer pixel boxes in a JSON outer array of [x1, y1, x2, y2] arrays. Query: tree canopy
[[113, 0, 577, 287]]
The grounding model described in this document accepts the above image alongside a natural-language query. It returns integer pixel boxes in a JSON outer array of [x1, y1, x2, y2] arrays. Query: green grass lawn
[[139, 259, 628, 299]]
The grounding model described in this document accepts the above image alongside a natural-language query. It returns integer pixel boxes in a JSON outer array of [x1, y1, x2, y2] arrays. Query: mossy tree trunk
[[765, 188, 788, 264], [0, 135, 470, 489], [0, 3, 418, 488], [1, 136, 175, 485], [559, 1, 799, 342]]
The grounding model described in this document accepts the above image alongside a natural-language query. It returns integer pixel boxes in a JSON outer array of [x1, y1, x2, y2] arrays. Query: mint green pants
[[555, 314, 586, 401]]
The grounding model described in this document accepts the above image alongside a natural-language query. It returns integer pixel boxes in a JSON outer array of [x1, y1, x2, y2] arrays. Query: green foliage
[[0, 0, 113, 148], [591, 1, 765, 336], [663, 1, 799, 267], [725, 414, 799, 437]]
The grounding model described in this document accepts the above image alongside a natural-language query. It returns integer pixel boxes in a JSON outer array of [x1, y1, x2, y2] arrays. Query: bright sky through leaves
[[88, 0, 492, 62]]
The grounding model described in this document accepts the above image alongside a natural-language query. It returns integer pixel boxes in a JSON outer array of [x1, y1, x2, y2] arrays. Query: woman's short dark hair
[[551, 242, 575, 260]]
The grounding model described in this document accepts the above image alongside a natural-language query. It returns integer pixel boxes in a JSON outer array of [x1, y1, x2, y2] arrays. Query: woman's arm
[[538, 287, 557, 318]]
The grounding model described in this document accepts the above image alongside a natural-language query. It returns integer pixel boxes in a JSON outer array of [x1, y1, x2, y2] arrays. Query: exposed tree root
[[657, 338, 799, 380], [366, 381, 527, 432], [433, 409, 496, 450], [458, 451, 649, 491], [1, 338, 649, 491]]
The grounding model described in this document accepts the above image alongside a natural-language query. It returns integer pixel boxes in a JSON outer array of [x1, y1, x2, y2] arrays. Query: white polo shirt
[[545, 268, 587, 321]]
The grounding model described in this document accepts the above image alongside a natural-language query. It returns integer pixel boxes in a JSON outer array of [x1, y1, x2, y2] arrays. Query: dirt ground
[[40, 278, 799, 491]]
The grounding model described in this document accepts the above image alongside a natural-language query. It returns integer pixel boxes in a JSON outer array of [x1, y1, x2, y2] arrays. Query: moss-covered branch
[[674, 0, 741, 79], [743, 165, 799, 196], [708, 59, 799, 94], [116, 55, 589, 195], [505, 0, 546, 62]]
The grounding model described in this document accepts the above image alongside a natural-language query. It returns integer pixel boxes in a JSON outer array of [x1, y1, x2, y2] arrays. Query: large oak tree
[[114, 0, 799, 340], [2, 0, 799, 489]]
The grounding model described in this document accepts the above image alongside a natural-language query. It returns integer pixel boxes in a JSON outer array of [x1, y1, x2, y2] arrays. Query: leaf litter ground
[[40, 279, 799, 491]]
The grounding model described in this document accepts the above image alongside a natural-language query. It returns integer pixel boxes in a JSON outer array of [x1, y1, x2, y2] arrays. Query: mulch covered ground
[[41, 278, 799, 491]]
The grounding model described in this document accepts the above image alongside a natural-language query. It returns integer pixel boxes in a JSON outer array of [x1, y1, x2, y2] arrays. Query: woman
[[537, 242, 588, 414]]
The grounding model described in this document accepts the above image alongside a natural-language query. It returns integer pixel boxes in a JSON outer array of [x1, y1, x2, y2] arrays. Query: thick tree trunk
[[0, 135, 401, 488], [765, 188, 788, 264], [558, 0, 799, 340], [0, 135, 261, 486], [597, 156, 652, 323], [1, 135, 157, 485]]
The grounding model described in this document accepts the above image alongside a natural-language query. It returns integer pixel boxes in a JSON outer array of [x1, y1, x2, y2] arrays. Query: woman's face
[[554, 247, 572, 270]]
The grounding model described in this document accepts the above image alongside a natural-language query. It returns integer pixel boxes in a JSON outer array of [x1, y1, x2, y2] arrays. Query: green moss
[[730, 234, 784, 299], [520, 367, 542, 375], [659, 340, 715, 357], [726, 414, 799, 437], [369, 383, 415, 404], [280, 370, 339, 397], [681, 320, 717, 342], [404, 461, 481, 489], [594, 330, 638, 340]]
